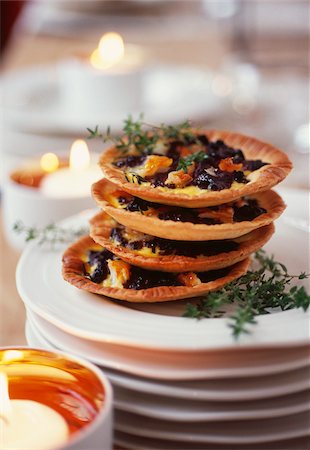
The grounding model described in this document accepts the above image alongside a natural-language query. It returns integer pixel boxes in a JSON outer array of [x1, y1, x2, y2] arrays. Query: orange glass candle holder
[[0, 347, 113, 450]]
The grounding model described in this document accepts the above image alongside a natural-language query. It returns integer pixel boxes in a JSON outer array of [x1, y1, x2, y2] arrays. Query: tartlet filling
[[84, 247, 229, 289], [110, 226, 239, 257], [112, 193, 267, 224], [113, 136, 268, 192]]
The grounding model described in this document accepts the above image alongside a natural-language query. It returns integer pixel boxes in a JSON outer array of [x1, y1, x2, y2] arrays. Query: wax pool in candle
[[0, 372, 69, 450], [41, 140, 101, 198]]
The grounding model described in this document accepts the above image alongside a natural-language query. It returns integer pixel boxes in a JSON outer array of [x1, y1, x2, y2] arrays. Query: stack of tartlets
[[63, 128, 292, 303]]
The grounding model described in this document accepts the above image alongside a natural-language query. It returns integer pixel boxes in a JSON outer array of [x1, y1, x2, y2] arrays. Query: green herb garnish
[[87, 114, 199, 155], [13, 221, 88, 246], [177, 150, 208, 173], [183, 250, 310, 339]]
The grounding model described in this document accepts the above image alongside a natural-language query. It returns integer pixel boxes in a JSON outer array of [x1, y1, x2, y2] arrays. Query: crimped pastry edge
[[92, 178, 285, 241], [62, 235, 250, 303], [89, 211, 275, 272]]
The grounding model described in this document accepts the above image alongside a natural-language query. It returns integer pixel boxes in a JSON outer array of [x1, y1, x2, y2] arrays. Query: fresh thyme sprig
[[13, 221, 88, 246], [87, 115, 199, 155], [183, 250, 310, 339], [177, 150, 208, 173]]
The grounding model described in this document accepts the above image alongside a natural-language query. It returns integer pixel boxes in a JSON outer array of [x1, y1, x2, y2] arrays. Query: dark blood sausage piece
[[233, 199, 267, 222], [243, 160, 268, 171], [86, 249, 115, 284], [113, 154, 146, 168], [124, 266, 181, 290], [157, 208, 219, 225], [193, 170, 235, 191], [109, 227, 240, 257], [198, 267, 230, 283], [89, 264, 108, 284]]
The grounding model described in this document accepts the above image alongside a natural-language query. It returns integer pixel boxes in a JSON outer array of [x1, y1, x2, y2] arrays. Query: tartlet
[[99, 130, 292, 208], [92, 178, 285, 240], [62, 236, 250, 303], [89, 211, 275, 272]]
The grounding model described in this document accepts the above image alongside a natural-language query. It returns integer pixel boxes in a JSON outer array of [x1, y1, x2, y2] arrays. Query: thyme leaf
[[86, 114, 198, 155], [177, 150, 208, 173], [13, 221, 88, 246], [183, 250, 310, 339]]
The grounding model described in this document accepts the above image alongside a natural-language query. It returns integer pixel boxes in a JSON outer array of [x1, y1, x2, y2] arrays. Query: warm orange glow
[[2, 350, 24, 363], [69, 140, 90, 171], [40, 153, 59, 173], [90, 32, 124, 70]]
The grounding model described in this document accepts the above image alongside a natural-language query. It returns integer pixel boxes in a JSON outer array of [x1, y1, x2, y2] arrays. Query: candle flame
[[40, 153, 59, 173], [69, 140, 90, 172], [90, 32, 124, 70], [0, 372, 12, 419]]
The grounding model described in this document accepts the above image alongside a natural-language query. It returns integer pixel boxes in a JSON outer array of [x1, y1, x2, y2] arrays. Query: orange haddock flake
[[143, 155, 173, 177], [178, 272, 201, 287], [219, 157, 243, 173]]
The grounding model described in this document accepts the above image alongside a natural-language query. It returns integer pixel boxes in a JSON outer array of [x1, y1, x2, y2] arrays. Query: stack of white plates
[[17, 188, 310, 449]]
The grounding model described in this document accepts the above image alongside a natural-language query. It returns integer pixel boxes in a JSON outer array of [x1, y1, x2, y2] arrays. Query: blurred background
[[0, 0, 309, 343], [1, 0, 309, 184]]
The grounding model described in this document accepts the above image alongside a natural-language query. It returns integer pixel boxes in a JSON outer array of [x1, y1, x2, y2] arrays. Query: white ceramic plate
[[114, 410, 310, 444], [114, 430, 310, 450], [25, 323, 310, 445], [1, 64, 222, 134], [113, 384, 310, 422], [25, 317, 310, 400], [26, 310, 310, 380], [25, 319, 310, 401], [16, 188, 310, 351]]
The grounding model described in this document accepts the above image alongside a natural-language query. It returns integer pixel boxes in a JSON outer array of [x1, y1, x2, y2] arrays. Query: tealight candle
[[3, 140, 101, 250], [0, 348, 113, 450], [59, 31, 145, 114], [41, 140, 101, 198], [0, 372, 69, 450]]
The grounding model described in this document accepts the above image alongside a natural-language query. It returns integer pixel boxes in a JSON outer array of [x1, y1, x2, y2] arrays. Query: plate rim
[[25, 317, 310, 401]]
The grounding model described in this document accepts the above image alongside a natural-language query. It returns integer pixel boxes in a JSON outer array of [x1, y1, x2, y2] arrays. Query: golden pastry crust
[[92, 178, 285, 240], [89, 211, 275, 272], [62, 236, 250, 303], [99, 130, 292, 207]]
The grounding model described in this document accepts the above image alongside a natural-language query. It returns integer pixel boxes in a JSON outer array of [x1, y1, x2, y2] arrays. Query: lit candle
[[0, 348, 113, 450], [3, 143, 101, 250], [0, 372, 69, 450], [41, 140, 101, 198], [9, 153, 62, 188], [58, 32, 145, 114]]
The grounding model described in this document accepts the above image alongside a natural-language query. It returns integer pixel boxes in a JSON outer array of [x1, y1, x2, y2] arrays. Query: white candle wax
[[1, 400, 69, 450], [59, 58, 144, 114], [0, 373, 69, 450], [40, 164, 101, 198]]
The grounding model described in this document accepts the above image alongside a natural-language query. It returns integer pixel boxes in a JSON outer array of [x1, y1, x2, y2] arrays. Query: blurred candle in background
[[59, 31, 145, 114], [3, 140, 101, 250], [41, 139, 101, 198]]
